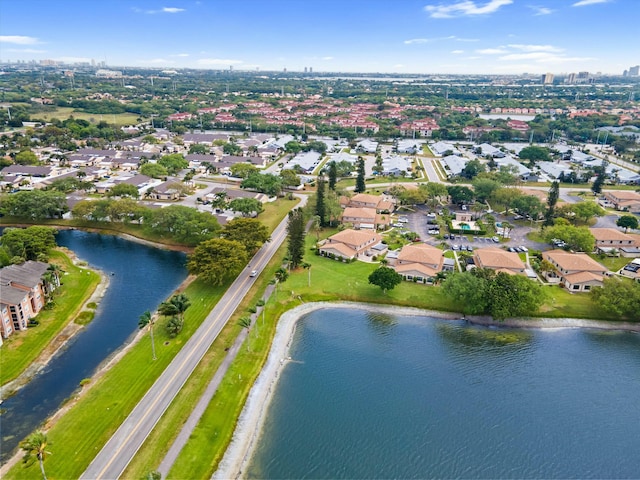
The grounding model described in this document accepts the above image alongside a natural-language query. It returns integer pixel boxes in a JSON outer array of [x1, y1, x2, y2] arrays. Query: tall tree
[[302, 262, 312, 287], [138, 310, 156, 360], [286, 208, 306, 269], [20, 431, 51, 480], [616, 215, 638, 232], [0, 226, 57, 261], [544, 180, 560, 226], [328, 161, 338, 190], [368, 266, 402, 294], [590, 277, 640, 319], [274, 267, 289, 294], [315, 175, 327, 226], [591, 160, 608, 195], [355, 157, 366, 193], [187, 238, 248, 285], [221, 218, 270, 253]]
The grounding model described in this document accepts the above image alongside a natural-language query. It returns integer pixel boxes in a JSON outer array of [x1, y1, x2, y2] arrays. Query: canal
[[1, 230, 187, 463]]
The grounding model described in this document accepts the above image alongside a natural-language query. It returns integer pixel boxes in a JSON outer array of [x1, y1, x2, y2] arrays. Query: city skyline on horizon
[[1, 0, 638, 75]]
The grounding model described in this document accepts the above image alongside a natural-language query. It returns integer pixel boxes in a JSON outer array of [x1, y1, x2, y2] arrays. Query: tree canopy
[[442, 269, 545, 320], [187, 238, 249, 285], [590, 278, 640, 319], [139, 162, 168, 179], [1, 226, 57, 262], [0, 190, 68, 219], [107, 183, 140, 198], [616, 215, 638, 232], [158, 153, 188, 175], [368, 266, 402, 293], [221, 217, 270, 253], [544, 224, 595, 252], [228, 197, 264, 216]]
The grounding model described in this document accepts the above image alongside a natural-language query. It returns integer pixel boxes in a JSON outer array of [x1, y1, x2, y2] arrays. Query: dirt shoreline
[[214, 301, 639, 479]]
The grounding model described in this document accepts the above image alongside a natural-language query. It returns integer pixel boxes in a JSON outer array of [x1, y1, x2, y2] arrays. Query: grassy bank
[[0, 249, 100, 386], [37, 107, 140, 126]]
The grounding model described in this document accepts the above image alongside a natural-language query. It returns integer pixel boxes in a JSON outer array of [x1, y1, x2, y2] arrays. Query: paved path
[[81, 195, 307, 480]]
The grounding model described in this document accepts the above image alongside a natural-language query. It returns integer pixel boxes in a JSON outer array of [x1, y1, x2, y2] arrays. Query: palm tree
[[20, 431, 51, 480], [237, 316, 252, 351], [138, 310, 156, 360], [274, 267, 289, 294], [159, 294, 191, 321], [165, 316, 184, 338], [501, 221, 512, 239], [302, 262, 312, 287]]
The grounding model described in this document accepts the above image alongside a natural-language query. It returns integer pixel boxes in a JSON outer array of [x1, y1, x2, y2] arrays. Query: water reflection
[[436, 322, 533, 356]]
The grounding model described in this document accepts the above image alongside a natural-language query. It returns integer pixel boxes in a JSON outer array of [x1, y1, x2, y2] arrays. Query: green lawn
[[589, 254, 630, 273], [0, 250, 100, 386], [36, 107, 140, 126]]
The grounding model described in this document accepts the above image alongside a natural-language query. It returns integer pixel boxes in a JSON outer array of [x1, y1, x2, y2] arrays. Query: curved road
[[81, 195, 307, 480]]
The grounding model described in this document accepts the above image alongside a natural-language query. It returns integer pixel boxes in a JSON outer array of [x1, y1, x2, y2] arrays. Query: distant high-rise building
[[304, 67, 308, 73], [629, 65, 640, 76], [566, 73, 577, 84], [229, 65, 233, 71], [283, 67, 287, 72], [578, 71, 589, 79], [309, 67, 313, 73], [541, 73, 554, 84], [623, 69, 629, 77]]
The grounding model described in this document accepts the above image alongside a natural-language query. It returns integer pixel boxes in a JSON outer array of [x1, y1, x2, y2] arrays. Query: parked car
[[519, 246, 529, 252], [492, 236, 500, 243], [452, 244, 460, 251]]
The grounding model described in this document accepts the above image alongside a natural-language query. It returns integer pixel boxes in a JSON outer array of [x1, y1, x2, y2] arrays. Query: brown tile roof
[[350, 193, 380, 205], [564, 271, 604, 284], [320, 242, 356, 258], [395, 263, 440, 278], [473, 247, 525, 272], [397, 243, 443, 267], [342, 207, 376, 220], [605, 190, 640, 201], [543, 250, 608, 273], [590, 228, 634, 242], [328, 229, 381, 249]]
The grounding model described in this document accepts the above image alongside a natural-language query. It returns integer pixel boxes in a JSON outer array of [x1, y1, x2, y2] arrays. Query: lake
[[248, 308, 640, 479]]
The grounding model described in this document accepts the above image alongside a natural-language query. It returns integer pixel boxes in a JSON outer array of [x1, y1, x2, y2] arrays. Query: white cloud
[[322, 56, 334, 61], [170, 53, 190, 57], [134, 6, 186, 14], [0, 35, 40, 45], [197, 58, 243, 66], [451, 50, 465, 54], [404, 38, 430, 44], [507, 44, 563, 52], [499, 52, 592, 63], [424, 0, 513, 18], [476, 48, 509, 54], [404, 35, 478, 44], [572, 0, 610, 6], [528, 5, 553, 15]]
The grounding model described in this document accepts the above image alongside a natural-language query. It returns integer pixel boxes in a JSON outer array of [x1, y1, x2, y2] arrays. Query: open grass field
[[36, 107, 140, 126], [0, 249, 100, 386]]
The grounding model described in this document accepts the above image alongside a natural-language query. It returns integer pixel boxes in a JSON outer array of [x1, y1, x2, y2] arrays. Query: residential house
[[590, 228, 636, 255], [356, 139, 378, 153], [319, 229, 382, 261], [440, 155, 468, 178], [429, 141, 460, 156], [340, 207, 390, 230], [602, 191, 640, 212], [542, 249, 609, 292], [382, 156, 412, 176], [473, 247, 527, 275], [619, 258, 640, 282], [284, 151, 321, 173], [392, 243, 453, 284], [346, 193, 395, 213], [146, 180, 181, 201], [0, 261, 57, 339]]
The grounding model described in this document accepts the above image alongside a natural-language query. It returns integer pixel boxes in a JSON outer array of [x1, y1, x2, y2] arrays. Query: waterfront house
[[392, 243, 452, 284], [472, 248, 527, 275], [542, 250, 609, 292], [319, 229, 382, 261], [0, 261, 57, 339]]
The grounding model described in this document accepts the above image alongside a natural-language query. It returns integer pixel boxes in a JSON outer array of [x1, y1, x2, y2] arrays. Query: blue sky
[[0, 0, 638, 74]]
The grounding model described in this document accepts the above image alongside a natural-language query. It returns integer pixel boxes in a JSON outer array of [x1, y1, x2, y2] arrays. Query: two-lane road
[[81, 195, 306, 479]]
